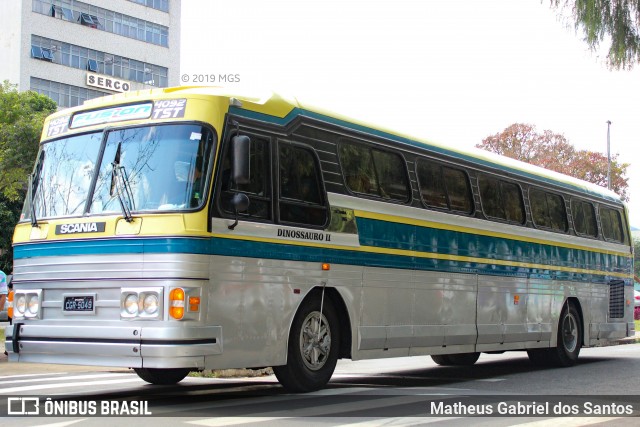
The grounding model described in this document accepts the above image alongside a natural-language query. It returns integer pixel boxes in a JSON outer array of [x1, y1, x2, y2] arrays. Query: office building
[[0, 0, 180, 108]]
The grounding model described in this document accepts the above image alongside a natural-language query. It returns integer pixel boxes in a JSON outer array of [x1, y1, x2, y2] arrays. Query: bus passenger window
[[571, 199, 598, 237], [416, 160, 473, 213], [220, 137, 271, 220], [479, 175, 525, 224], [278, 144, 327, 227], [530, 188, 568, 232], [339, 142, 409, 202], [600, 207, 624, 243]]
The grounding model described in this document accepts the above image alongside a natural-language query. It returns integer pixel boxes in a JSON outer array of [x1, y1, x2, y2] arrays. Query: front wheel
[[134, 367, 190, 385], [273, 295, 340, 392]]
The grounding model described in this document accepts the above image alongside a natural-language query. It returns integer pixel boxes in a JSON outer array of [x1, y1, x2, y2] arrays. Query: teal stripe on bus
[[12, 235, 631, 285], [229, 106, 620, 202], [356, 217, 631, 276]]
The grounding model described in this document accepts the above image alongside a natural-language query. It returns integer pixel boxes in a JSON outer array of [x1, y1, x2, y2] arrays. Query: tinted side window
[[479, 175, 525, 224], [416, 159, 472, 213], [571, 199, 598, 237], [443, 167, 473, 213], [600, 207, 624, 243], [416, 160, 447, 209], [529, 188, 568, 232], [278, 144, 327, 227], [339, 142, 409, 202], [220, 137, 271, 220]]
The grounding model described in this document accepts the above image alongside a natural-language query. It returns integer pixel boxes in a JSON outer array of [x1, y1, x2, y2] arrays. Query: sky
[[180, 0, 640, 229]]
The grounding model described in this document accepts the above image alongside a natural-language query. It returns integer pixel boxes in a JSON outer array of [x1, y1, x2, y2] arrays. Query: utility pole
[[606, 120, 612, 190]]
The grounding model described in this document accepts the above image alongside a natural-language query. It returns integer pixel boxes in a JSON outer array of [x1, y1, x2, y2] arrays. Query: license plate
[[63, 295, 95, 313]]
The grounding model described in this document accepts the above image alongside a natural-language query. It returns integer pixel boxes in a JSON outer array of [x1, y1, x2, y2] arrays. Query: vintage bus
[[5, 86, 634, 392]]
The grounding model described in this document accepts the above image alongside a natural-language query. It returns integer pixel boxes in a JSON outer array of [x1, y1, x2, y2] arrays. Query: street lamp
[[606, 120, 611, 190]]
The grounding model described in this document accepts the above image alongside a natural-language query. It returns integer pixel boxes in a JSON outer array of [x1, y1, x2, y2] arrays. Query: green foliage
[[477, 123, 630, 200], [0, 80, 56, 272], [0, 80, 56, 201], [549, 0, 640, 69]]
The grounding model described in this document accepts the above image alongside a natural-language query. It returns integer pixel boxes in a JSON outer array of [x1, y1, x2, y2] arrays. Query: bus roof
[[51, 85, 623, 204]]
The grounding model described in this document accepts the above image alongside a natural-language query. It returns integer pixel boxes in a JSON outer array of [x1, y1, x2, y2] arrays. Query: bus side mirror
[[232, 135, 251, 185]]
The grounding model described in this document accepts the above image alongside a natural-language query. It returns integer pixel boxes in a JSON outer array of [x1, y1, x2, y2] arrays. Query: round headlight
[[15, 295, 27, 315], [27, 294, 39, 315], [124, 294, 139, 315], [143, 294, 159, 315]]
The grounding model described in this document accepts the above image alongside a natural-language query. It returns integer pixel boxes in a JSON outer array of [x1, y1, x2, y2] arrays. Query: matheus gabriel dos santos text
[[430, 400, 635, 416]]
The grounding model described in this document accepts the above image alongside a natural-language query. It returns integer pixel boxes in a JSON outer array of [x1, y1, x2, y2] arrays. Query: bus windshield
[[22, 123, 215, 221]]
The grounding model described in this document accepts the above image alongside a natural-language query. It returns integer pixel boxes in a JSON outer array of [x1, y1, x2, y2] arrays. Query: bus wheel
[[431, 353, 479, 366], [431, 355, 452, 366], [273, 296, 340, 392], [527, 302, 581, 367], [134, 368, 190, 385], [447, 352, 480, 365], [552, 302, 581, 366]]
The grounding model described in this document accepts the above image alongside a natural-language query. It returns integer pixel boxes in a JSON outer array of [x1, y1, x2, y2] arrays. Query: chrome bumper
[[4, 323, 222, 369]]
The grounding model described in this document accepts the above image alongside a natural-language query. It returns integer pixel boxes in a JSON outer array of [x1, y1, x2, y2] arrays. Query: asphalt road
[[1, 337, 640, 426]]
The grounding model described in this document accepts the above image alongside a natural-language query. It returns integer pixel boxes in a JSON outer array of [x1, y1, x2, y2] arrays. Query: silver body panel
[[6, 195, 633, 369]]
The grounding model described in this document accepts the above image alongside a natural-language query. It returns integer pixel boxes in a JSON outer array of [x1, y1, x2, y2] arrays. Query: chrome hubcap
[[299, 311, 331, 371]]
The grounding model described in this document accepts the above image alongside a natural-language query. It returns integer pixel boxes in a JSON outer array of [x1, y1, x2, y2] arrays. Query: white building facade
[[0, 0, 180, 108]]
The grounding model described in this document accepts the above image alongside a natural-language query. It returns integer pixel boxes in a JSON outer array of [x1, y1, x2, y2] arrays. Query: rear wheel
[[431, 352, 479, 366], [273, 295, 340, 392], [527, 302, 582, 367], [134, 367, 190, 385]]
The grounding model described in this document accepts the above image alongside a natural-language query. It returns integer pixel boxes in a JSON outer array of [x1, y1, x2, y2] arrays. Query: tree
[[0, 80, 56, 272], [548, 0, 640, 69], [477, 123, 629, 200]]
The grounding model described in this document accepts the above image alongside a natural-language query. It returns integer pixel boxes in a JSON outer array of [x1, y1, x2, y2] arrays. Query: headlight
[[124, 294, 139, 315], [15, 295, 27, 315], [143, 294, 159, 315], [12, 289, 42, 319], [120, 287, 163, 320], [27, 294, 39, 315]]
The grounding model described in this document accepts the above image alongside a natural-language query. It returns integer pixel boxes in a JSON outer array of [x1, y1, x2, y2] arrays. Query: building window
[[128, 0, 169, 12], [31, 35, 169, 87], [33, 0, 169, 47], [30, 77, 108, 108]]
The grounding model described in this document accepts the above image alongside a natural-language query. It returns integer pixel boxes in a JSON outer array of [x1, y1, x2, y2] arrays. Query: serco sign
[[86, 72, 131, 93]]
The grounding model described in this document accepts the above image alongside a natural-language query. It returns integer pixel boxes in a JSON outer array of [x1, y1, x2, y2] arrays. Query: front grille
[[609, 280, 625, 319]]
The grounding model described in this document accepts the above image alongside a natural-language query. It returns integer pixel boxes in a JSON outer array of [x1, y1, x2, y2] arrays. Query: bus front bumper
[[3, 323, 222, 370]]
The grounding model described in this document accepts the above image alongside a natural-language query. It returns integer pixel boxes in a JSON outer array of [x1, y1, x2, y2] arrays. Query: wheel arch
[[566, 296, 585, 346], [293, 286, 352, 360]]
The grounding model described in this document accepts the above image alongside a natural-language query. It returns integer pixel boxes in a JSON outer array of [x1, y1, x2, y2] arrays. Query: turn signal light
[[169, 288, 185, 320], [189, 296, 200, 312]]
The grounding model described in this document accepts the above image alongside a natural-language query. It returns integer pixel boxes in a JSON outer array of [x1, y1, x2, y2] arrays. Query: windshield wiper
[[110, 142, 134, 222], [30, 150, 45, 228]]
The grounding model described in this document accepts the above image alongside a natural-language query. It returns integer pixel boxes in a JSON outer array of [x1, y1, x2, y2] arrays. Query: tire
[[273, 295, 340, 392], [447, 352, 480, 365], [134, 367, 190, 385], [527, 302, 581, 367], [431, 353, 480, 366], [431, 355, 452, 366]]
